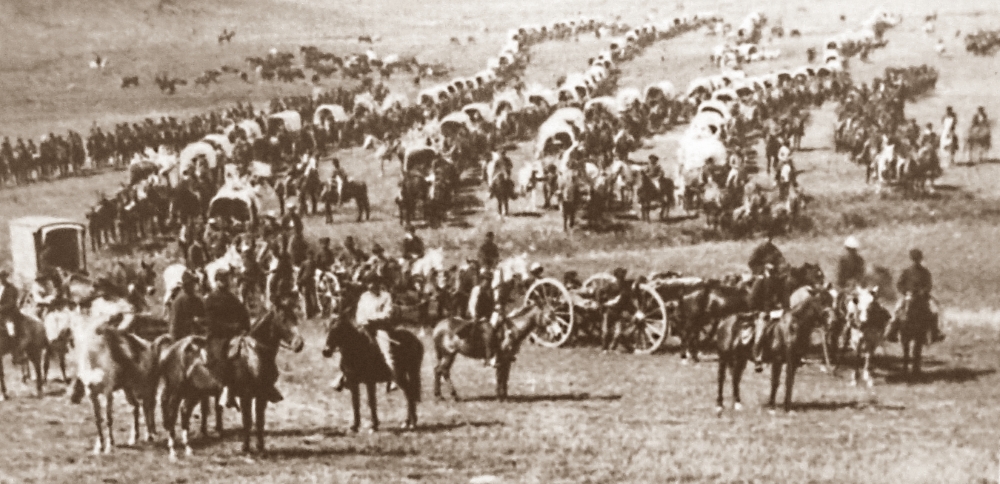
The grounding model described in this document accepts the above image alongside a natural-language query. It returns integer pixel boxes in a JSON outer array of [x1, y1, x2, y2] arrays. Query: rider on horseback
[[401, 224, 425, 276], [0, 270, 29, 364], [836, 236, 866, 346], [354, 275, 398, 388], [886, 249, 944, 343], [206, 269, 283, 407], [748, 232, 788, 372], [469, 269, 498, 367]]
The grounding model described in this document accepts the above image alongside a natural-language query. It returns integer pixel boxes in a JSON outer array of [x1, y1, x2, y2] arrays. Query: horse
[[69, 314, 172, 454], [229, 304, 304, 453], [322, 318, 423, 432], [894, 293, 936, 376], [842, 286, 891, 386], [296, 159, 323, 215], [156, 335, 222, 460], [322, 177, 371, 223], [0, 311, 48, 399], [967, 122, 992, 164], [489, 170, 514, 217], [558, 169, 581, 232], [756, 290, 834, 411], [432, 302, 545, 401], [636, 170, 674, 222], [37, 306, 83, 384], [397, 174, 427, 226], [677, 279, 750, 364]]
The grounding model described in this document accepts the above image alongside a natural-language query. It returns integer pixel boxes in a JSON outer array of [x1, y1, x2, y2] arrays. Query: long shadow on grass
[[384, 420, 504, 435], [883, 367, 995, 385], [459, 392, 622, 403], [785, 400, 907, 412], [260, 445, 415, 460]]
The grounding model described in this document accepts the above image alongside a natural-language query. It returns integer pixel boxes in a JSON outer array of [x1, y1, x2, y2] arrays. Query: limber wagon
[[524, 271, 705, 354]]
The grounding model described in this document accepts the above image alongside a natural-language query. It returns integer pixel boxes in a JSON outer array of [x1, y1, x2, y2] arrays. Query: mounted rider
[[835, 236, 866, 347], [0, 269, 29, 363], [886, 248, 944, 344], [400, 224, 425, 276], [354, 275, 397, 389], [205, 269, 282, 407], [468, 269, 498, 367], [169, 271, 205, 340], [748, 232, 788, 372], [477, 231, 500, 271]]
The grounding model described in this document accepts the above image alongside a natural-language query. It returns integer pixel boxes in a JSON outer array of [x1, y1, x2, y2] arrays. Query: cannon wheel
[[630, 284, 670, 354], [525, 278, 574, 348], [582, 272, 616, 293]]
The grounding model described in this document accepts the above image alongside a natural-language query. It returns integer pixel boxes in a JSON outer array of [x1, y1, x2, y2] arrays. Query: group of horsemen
[[746, 234, 943, 370]]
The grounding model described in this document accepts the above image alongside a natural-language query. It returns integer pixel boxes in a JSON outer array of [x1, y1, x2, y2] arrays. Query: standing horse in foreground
[[322, 318, 423, 431], [432, 302, 544, 401], [756, 290, 834, 411], [70, 311, 172, 454], [0, 311, 48, 399], [841, 286, 891, 386], [229, 304, 303, 453]]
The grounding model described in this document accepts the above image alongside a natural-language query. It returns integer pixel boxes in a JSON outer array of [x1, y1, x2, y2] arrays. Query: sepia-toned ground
[[1, 0, 1000, 482]]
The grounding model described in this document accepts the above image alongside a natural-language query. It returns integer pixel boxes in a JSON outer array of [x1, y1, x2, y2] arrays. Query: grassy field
[[3, 0, 1000, 482]]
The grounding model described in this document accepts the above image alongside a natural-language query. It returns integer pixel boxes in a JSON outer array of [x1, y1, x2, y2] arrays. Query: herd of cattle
[[965, 29, 1000, 56]]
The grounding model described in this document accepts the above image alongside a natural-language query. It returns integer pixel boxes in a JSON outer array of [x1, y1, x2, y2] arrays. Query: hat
[[909, 248, 923, 261], [0, 269, 11, 280], [648, 154, 659, 162], [372, 243, 385, 254], [529, 262, 543, 274], [844, 236, 860, 249], [612, 267, 628, 279], [485, 231, 495, 239], [778, 146, 791, 161]]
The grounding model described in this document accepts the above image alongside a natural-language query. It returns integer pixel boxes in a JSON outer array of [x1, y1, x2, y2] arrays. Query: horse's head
[[321, 316, 355, 358], [849, 286, 890, 330]]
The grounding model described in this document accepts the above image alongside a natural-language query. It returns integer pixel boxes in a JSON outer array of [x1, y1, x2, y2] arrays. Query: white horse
[[409, 248, 445, 279], [205, 244, 246, 292], [161, 263, 188, 306]]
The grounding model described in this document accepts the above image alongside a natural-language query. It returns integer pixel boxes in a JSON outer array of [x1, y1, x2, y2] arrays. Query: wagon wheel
[[582, 272, 616, 294], [628, 284, 670, 354], [525, 278, 574, 348]]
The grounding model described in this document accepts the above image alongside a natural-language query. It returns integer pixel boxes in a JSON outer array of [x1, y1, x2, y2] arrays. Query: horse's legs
[[209, 394, 223, 435], [255, 399, 267, 453], [180, 398, 198, 457], [496, 364, 510, 401], [30, 351, 43, 397], [715, 355, 727, 412], [127, 392, 141, 446], [863, 351, 873, 387], [0, 357, 7, 400], [732, 354, 747, 411], [767, 363, 782, 408], [41, 348, 51, 384], [59, 351, 68, 383], [900, 339, 911, 374], [199, 398, 209, 436], [349, 383, 361, 433], [366, 383, 379, 432], [90, 392, 106, 455], [443, 354, 459, 400], [912, 341, 923, 374], [104, 392, 115, 453], [784, 360, 797, 411], [162, 392, 181, 460], [240, 397, 253, 453]]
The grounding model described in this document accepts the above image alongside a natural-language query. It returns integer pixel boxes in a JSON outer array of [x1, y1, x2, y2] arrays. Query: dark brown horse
[[0, 311, 48, 400], [677, 279, 750, 363], [229, 306, 304, 453], [432, 303, 543, 401], [322, 318, 423, 431], [757, 290, 834, 411], [894, 294, 936, 375], [322, 178, 371, 223]]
